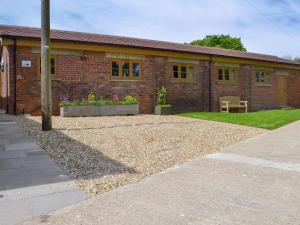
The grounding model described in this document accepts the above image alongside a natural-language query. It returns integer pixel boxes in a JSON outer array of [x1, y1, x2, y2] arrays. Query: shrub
[[121, 95, 138, 105], [156, 86, 169, 106]]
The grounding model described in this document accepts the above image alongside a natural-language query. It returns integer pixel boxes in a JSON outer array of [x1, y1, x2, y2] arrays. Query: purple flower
[[59, 93, 69, 101]]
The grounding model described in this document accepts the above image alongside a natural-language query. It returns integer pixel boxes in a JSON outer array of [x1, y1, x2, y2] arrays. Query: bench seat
[[219, 96, 248, 113]]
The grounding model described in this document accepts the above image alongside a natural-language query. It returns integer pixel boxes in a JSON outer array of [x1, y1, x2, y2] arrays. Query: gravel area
[[17, 115, 266, 197]]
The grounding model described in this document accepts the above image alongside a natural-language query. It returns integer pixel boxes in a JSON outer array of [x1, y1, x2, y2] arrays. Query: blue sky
[[0, 0, 299, 57]]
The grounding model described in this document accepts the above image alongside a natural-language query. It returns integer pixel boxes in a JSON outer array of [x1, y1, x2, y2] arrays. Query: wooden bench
[[219, 96, 248, 113]]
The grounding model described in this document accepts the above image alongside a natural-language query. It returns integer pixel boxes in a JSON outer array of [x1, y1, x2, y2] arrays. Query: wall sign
[[22, 60, 32, 68]]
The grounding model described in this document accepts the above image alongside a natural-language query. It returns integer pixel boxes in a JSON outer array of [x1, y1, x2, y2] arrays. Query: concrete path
[[22, 120, 300, 225], [0, 111, 87, 225]]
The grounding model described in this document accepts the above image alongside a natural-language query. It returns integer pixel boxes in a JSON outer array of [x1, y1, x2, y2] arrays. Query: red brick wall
[[250, 69, 279, 111], [210, 64, 300, 112], [211, 64, 251, 111], [13, 48, 161, 115], [165, 60, 207, 113], [3, 46, 300, 115], [288, 69, 300, 108]]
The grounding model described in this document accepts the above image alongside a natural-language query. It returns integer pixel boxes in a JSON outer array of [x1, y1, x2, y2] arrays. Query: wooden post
[[41, 0, 52, 131]]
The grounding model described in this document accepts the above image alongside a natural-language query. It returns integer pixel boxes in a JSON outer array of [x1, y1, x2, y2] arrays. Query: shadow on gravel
[[18, 117, 138, 182]]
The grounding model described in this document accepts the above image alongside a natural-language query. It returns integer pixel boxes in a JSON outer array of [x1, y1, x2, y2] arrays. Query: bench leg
[[221, 106, 229, 113]]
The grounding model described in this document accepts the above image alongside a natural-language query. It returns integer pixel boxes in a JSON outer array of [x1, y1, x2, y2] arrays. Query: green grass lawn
[[178, 109, 300, 130]]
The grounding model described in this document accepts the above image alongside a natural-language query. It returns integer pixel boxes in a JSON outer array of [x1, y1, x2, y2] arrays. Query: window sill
[[109, 79, 144, 82], [171, 79, 197, 84], [255, 84, 272, 87], [217, 81, 237, 85]]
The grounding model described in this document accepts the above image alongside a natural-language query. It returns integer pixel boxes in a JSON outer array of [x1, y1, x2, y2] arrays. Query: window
[[111, 60, 141, 80], [171, 64, 195, 81], [218, 68, 235, 83], [132, 63, 140, 78], [188, 66, 195, 80], [112, 61, 119, 77], [173, 65, 179, 78], [38, 56, 56, 77], [256, 71, 271, 85]]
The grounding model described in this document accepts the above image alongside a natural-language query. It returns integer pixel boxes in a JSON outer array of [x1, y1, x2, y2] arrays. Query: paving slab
[[21, 120, 300, 225], [0, 112, 87, 225], [0, 200, 32, 225], [26, 189, 87, 217], [5, 142, 39, 151], [0, 158, 23, 170], [224, 121, 300, 163]]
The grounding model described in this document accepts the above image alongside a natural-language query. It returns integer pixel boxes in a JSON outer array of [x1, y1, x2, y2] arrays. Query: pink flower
[[112, 94, 119, 102]]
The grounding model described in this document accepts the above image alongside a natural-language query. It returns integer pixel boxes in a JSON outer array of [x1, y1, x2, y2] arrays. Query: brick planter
[[60, 104, 139, 117]]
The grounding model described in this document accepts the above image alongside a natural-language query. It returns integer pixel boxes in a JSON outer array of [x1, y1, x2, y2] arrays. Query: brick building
[[0, 24, 300, 115]]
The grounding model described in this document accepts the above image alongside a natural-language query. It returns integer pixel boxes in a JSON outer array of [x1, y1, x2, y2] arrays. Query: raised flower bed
[[60, 95, 139, 117]]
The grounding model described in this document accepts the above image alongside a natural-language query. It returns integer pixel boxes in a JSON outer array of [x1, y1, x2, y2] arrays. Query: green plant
[[190, 34, 246, 51], [156, 86, 168, 106], [59, 100, 81, 107], [87, 90, 96, 100], [122, 95, 138, 105], [159, 104, 172, 108], [60, 95, 138, 107]]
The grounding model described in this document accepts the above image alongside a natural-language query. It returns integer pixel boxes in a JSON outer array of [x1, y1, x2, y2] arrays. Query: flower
[[112, 94, 119, 102], [88, 90, 96, 101], [59, 93, 69, 101]]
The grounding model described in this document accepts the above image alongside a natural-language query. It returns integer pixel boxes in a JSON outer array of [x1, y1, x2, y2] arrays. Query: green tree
[[190, 34, 247, 51], [283, 55, 300, 62]]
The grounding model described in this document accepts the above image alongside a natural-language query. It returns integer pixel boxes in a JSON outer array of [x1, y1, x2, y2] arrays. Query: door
[[278, 76, 287, 106]]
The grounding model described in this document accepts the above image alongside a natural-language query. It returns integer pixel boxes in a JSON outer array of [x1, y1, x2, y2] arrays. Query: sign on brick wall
[[22, 60, 31, 68]]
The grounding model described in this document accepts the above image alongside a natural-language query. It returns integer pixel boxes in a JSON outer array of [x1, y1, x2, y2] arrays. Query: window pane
[[256, 72, 260, 82], [173, 65, 179, 78], [122, 62, 130, 77], [225, 69, 230, 80], [218, 69, 224, 80], [132, 63, 140, 78], [181, 66, 187, 79], [189, 66, 194, 79], [260, 72, 265, 82], [112, 62, 119, 77], [225, 69, 229, 75], [218, 68, 223, 76], [229, 70, 235, 81], [51, 58, 55, 74]]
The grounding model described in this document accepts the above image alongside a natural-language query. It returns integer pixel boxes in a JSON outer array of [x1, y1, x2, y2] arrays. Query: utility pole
[[41, 0, 52, 131]]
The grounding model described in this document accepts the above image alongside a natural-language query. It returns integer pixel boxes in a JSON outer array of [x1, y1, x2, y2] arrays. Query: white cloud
[[0, 0, 299, 57]]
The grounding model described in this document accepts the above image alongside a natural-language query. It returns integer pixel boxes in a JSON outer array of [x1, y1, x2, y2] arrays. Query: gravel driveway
[[17, 115, 266, 197]]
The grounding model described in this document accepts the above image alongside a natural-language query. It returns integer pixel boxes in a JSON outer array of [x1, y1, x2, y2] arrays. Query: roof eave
[[1, 34, 299, 67]]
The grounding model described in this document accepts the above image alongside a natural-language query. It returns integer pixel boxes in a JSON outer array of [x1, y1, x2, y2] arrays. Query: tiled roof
[[0, 24, 298, 65]]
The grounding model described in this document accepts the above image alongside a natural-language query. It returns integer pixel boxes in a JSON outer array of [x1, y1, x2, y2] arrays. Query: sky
[[0, 0, 299, 58]]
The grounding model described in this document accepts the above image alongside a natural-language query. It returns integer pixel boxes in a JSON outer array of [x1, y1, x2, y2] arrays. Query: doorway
[[278, 76, 287, 106]]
